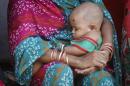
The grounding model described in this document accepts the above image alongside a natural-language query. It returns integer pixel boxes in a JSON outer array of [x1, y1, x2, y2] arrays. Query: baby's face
[[70, 2, 103, 39], [70, 18, 91, 39]]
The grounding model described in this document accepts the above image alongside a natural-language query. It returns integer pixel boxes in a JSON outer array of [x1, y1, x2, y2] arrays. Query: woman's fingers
[[83, 52, 98, 67], [94, 51, 108, 64], [93, 59, 105, 69], [89, 51, 107, 68], [82, 51, 108, 69], [95, 55, 107, 65], [75, 67, 97, 75], [98, 51, 109, 60], [90, 53, 106, 66]]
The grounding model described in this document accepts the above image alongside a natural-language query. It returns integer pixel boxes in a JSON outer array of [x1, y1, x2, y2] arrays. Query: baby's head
[[70, 2, 103, 38]]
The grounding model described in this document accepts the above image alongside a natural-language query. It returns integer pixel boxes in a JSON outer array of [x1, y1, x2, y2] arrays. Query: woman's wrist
[[49, 49, 83, 68], [50, 49, 58, 61], [49, 48, 67, 63], [100, 42, 114, 61]]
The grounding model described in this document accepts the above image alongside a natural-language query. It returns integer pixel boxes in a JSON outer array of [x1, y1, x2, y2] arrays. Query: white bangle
[[53, 50, 58, 60], [66, 55, 69, 64], [58, 50, 64, 61], [58, 44, 65, 61], [51, 50, 54, 60]]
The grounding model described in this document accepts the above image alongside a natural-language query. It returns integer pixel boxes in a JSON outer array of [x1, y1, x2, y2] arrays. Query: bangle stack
[[62, 51, 69, 64], [100, 43, 114, 60], [50, 44, 69, 64], [51, 49, 58, 60]]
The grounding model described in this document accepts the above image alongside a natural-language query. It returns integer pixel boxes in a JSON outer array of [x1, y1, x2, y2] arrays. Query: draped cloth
[[8, 0, 121, 85], [121, 0, 130, 85]]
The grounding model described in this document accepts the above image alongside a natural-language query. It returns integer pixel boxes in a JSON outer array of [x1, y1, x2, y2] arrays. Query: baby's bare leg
[[32, 50, 54, 75], [32, 61, 42, 76]]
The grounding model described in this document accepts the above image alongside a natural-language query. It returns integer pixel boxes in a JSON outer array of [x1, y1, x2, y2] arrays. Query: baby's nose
[[72, 29, 75, 34]]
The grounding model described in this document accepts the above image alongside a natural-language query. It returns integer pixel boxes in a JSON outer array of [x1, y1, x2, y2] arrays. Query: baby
[[64, 2, 103, 56]]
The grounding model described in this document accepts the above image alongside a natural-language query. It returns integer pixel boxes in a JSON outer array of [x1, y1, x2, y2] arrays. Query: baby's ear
[[88, 24, 96, 31]]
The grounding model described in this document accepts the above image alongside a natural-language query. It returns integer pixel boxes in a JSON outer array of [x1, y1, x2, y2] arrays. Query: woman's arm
[[36, 48, 105, 70], [33, 49, 83, 75], [36, 49, 85, 68], [100, 18, 114, 60], [101, 18, 113, 44]]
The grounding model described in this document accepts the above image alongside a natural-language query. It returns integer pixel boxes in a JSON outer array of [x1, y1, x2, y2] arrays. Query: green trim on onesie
[[71, 36, 102, 52]]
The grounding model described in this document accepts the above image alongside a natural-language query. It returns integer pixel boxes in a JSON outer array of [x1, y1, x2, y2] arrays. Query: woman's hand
[[78, 51, 108, 69], [73, 50, 109, 75]]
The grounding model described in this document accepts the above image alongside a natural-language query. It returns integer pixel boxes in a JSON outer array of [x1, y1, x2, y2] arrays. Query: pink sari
[[8, 0, 65, 85], [8, 0, 65, 56], [0, 80, 5, 86]]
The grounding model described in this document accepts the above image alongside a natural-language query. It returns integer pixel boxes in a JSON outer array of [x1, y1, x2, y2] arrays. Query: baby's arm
[[64, 46, 87, 56]]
